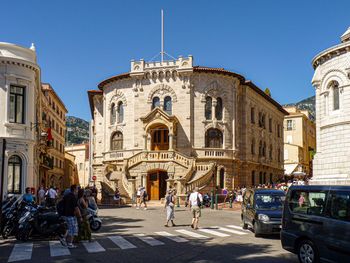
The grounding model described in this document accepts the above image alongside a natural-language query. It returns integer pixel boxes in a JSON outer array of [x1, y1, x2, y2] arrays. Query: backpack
[[196, 193, 202, 207], [56, 199, 64, 216], [143, 191, 148, 199]]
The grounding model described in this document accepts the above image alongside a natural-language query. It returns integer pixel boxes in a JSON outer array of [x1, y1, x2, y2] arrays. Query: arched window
[[117, 101, 124, 123], [164, 96, 172, 115], [205, 128, 223, 148], [8, 155, 22, 194], [205, 96, 212, 120], [215, 97, 223, 120], [219, 168, 225, 188], [110, 103, 116, 124], [111, 132, 123, 150], [152, 97, 160, 110], [332, 81, 340, 110]]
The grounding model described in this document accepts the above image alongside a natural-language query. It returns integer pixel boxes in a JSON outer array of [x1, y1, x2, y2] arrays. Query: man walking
[[188, 187, 203, 230], [46, 186, 57, 207], [61, 185, 82, 248]]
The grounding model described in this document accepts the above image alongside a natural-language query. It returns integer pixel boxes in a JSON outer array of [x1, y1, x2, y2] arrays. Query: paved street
[[0, 205, 297, 263]]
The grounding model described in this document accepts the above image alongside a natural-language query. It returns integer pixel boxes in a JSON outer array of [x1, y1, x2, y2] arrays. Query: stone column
[[141, 173, 147, 188], [143, 134, 147, 150], [147, 133, 152, 151], [212, 99, 217, 120], [216, 167, 220, 187], [169, 133, 173, 151]]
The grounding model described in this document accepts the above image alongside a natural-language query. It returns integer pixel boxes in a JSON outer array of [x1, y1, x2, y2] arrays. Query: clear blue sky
[[1, 0, 349, 120]]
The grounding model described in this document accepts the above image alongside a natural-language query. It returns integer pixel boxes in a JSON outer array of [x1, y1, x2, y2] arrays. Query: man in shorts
[[188, 187, 203, 230], [62, 184, 82, 248]]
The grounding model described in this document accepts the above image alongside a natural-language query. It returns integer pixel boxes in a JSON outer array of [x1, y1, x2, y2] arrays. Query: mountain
[[66, 116, 89, 145], [284, 96, 316, 120]]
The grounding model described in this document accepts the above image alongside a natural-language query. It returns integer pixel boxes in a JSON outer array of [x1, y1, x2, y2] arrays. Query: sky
[[1, 0, 349, 121]]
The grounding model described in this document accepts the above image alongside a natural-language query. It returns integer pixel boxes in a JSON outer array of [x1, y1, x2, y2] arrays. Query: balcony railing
[[103, 150, 140, 162], [194, 148, 234, 159], [41, 155, 53, 169]]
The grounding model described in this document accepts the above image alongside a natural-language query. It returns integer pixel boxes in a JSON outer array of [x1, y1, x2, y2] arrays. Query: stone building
[[65, 143, 90, 187], [64, 152, 79, 187], [283, 106, 316, 179], [88, 56, 287, 202], [311, 27, 350, 185], [0, 42, 40, 198], [39, 83, 68, 189]]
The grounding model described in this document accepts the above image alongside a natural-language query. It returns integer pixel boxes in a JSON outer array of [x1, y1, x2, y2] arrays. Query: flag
[[47, 128, 53, 142]]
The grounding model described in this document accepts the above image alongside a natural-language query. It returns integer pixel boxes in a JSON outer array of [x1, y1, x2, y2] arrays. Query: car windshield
[[255, 194, 285, 210]]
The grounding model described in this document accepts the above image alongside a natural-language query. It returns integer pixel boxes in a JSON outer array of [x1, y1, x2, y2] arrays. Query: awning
[[284, 164, 298, 176]]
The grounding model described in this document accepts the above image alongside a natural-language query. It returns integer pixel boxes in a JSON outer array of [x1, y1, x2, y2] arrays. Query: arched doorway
[[150, 125, 169, 151], [147, 170, 168, 200]]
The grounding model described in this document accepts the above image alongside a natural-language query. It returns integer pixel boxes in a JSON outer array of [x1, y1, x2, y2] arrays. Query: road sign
[[92, 175, 96, 181]]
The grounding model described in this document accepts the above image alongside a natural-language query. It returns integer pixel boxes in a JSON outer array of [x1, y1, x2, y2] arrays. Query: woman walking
[[164, 189, 176, 227], [77, 189, 91, 242]]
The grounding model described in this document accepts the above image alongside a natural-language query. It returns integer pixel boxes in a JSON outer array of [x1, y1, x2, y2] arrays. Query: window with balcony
[[205, 128, 223, 148], [9, 85, 25, 124], [8, 155, 22, 194], [251, 171, 255, 186], [251, 139, 255, 155], [269, 118, 272, 132], [215, 97, 223, 120], [205, 96, 212, 120], [152, 97, 160, 110], [164, 96, 172, 115], [111, 131, 123, 150]]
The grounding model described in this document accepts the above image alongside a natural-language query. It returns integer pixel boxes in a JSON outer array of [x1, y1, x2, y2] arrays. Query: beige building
[[283, 106, 316, 179], [65, 144, 90, 187], [64, 152, 79, 187], [39, 83, 68, 189], [88, 56, 287, 203]]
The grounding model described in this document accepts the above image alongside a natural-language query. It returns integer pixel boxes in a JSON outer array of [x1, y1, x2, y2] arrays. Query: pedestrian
[[185, 191, 191, 207], [46, 186, 57, 207], [85, 189, 97, 210], [77, 189, 91, 242], [139, 187, 148, 210], [37, 186, 46, 205], [23, 187, 34, 203], [188, 187, 203, 230], [114, 188, 121, 207], [136, 186, 142, 209], [91, 184, 98, 202], [164, 189, 176, 227], [61, 184, 82, 248]]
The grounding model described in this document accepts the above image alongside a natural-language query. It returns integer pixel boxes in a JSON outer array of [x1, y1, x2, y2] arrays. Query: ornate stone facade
[[311, 27, 350, 185], [88, 56, 286, 202]]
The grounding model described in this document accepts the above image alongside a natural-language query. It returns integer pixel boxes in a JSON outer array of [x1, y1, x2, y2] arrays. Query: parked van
[[241, 188, 285, 237], [281, 185, 350, 263]]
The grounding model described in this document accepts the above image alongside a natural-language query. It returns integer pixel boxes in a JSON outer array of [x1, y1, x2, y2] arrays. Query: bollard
[[229, 198, 233, 208], [215, 194, 218, 210], [210, 192, 214, 209], [177, 196, 180, 208]]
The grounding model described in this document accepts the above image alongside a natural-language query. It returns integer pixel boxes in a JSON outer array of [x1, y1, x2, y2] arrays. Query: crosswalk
[[3, 225, 249, 262]]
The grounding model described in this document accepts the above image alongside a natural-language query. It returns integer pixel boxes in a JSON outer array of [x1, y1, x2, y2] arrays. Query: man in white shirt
[[188, 187, 203, 230], [46, 186, 57, 207]]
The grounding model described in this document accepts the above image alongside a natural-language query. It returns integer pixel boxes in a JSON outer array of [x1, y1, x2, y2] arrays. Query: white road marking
[[155, 231, 189, 243], [211, 226, 247, 235], [108, 236, 136, 250], [226, 225, 250, 231], [198, 228, 230, 237], [83, 241, 106, 253], [49, 241, 71, 257], [8, 243, 33, 262], [134, 234, 164, 246], [175, 229, 209, 239]]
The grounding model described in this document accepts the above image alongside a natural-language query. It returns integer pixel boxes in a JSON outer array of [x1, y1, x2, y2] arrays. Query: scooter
[[16, 205, 66, 241], [87, 207, 102, 231]]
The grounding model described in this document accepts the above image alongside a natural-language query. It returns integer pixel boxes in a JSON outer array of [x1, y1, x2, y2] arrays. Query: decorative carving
[[108, 90, 127, 109], [147, 84, 178, 103]]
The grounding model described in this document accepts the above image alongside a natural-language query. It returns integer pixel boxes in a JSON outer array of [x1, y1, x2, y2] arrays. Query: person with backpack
[[164, 189, 176, 227], [188, 187, 203, 230], [139, 187, 148, 210]]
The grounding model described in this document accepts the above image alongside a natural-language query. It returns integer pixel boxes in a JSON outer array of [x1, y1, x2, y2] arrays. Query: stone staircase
[[186, 162, 216, 192]]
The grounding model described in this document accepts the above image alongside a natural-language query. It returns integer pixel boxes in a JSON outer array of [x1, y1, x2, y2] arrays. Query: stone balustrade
[[194, 148, 234, 159]]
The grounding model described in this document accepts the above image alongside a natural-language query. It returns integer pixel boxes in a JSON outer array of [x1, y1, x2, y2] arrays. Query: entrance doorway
[[147, 170, 168, 200], [150, 125, 169, 151]]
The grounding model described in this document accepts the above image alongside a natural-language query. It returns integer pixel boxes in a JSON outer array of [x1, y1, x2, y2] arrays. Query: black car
[[241, 188, 285, 237], [281, 185, 350, 263]]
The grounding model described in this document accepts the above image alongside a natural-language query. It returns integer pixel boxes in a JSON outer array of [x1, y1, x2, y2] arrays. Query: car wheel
[[297, 239, 319, 263], [242, 220, 248, 230], [253, 223, 260, 237]]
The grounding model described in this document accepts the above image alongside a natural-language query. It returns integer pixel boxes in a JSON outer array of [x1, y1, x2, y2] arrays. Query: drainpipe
[[0, 138, 6, 226]]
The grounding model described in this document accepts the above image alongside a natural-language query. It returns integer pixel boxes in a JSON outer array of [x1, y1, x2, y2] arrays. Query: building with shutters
[[88, 56, 287, 203]]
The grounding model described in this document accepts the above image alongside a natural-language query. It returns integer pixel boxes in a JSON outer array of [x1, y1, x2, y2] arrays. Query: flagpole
[[161, 9, 164, 63]]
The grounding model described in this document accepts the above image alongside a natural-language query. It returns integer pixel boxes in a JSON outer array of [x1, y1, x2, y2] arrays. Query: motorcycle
[[16, 205, 66, 241], [87, 207, 102, 231]]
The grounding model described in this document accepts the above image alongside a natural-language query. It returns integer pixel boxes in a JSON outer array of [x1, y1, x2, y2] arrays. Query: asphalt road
[[0, 205, 298, 263]]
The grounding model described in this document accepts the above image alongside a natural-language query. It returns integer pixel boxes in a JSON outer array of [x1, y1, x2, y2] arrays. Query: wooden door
[[148, 172, 159, 200]]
